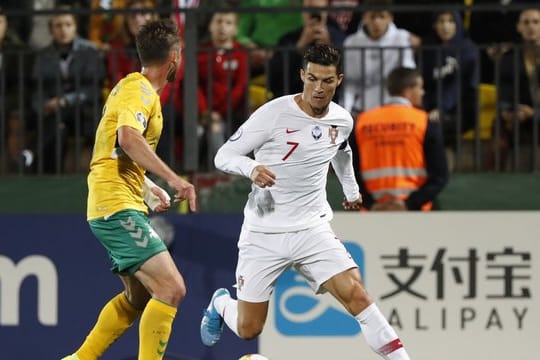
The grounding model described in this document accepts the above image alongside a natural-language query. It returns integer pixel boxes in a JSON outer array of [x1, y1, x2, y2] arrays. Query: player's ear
[[300, 68, 306, 82], [337, 73, 344, 86]]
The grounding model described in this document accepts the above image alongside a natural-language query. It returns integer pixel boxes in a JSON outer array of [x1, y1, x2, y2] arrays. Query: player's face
[[166, 47, 181, 83], [517, 9, 540, 45], [300, 62, 343, 115], [50, 14, 77, 45], [434, 12, 456, 42]]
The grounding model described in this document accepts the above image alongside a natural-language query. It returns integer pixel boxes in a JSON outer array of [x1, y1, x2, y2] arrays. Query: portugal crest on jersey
[[329, 125, 339, 144], [312, 125, 322, 140]]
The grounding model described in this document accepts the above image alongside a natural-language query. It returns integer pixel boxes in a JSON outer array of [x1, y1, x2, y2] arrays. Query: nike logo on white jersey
[[286, 128, 300, 134]]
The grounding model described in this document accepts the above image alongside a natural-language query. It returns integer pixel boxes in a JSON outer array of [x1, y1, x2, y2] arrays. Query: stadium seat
[[249, 75, 273, 113], [463, 83, 496, 141]]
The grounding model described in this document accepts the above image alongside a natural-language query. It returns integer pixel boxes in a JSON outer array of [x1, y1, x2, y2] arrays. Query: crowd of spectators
[[1, 0, 539, 175]]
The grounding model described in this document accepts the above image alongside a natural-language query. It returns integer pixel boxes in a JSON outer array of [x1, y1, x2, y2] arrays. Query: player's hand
[[169, 177, 197, 212], [343, 196, 362, 210], [250, 165, 276, 188], [150, 186, 171, 213]]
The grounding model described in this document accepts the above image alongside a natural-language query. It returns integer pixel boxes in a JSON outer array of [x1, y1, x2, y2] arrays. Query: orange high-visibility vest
[[355, 104, 432, 211]]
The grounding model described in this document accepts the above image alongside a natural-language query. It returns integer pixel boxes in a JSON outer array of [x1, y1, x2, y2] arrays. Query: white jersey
[[214, 94, 360, 233]]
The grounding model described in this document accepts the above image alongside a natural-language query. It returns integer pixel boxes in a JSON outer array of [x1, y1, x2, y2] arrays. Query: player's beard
[[310, 97, 329, 116], [311, 104, 328, 116], [166, 61, 178, 83]]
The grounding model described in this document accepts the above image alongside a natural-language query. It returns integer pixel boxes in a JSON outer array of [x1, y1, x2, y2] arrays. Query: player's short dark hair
[[302, 44, 343, 74], [136, 19, 181, 66], [386, 67, 421, 96]]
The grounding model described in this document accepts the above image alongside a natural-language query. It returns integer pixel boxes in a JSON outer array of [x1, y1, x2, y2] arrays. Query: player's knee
[[169, 280, 187, 307], [237, 320, 263, 340], [155, 278, 186, 307]]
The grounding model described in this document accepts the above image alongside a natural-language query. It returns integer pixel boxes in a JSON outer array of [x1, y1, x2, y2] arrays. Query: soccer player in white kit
[[200, 44, 411, 360]]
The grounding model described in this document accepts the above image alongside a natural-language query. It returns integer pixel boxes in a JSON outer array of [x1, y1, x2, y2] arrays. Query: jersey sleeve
[[214, 103, 275, 178], [116, 80, 155, 133], [331, 116, 360, 201]]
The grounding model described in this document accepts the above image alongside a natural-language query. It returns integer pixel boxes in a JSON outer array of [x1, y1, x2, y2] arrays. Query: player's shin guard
[[355, 303, 410, 360], [139, 298, 177, 360], [76, 292, 141, 360]]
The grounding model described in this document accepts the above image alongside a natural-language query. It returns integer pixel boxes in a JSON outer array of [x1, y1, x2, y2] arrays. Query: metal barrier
[[1, 4, 538, 175]]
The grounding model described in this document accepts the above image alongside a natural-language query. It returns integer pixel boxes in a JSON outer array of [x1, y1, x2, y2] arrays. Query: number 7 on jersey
[[282, 141, 299, 161]]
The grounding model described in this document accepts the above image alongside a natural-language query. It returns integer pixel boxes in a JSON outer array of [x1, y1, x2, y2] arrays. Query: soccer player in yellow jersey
[[62, 19, 197, 360]]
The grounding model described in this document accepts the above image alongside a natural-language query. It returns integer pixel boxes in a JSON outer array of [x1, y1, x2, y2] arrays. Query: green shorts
[[89, 209, 168, 275]]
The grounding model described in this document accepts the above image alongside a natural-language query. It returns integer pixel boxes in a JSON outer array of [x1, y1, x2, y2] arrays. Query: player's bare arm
[[250, 165, 276, 188], [118, 125, 197, 211]]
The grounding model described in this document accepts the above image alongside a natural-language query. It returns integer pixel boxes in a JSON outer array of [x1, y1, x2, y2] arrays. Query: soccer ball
[[238, 355, 269, 360]]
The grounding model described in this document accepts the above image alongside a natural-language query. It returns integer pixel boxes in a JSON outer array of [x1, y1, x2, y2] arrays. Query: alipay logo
[[274, 242, 364, 336]]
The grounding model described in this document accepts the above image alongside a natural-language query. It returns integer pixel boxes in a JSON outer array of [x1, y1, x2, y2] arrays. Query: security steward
[[352, 67, 449, 211]]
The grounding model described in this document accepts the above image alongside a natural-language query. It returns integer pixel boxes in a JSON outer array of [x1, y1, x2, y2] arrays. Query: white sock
[[355, 303, 410, 360], [213, 294, 240, 337]]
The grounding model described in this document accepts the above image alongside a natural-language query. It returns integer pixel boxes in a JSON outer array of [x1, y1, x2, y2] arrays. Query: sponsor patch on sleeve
[[135, 111, 147, 129]]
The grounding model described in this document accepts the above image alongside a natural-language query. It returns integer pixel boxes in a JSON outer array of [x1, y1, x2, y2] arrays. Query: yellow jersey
[[87, 72, 163, 220]]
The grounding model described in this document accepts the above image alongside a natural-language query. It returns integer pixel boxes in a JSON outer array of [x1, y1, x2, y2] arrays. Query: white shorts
[[235, 221, 358, 302]]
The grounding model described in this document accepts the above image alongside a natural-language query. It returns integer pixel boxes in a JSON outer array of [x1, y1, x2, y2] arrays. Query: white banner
[[260, 212, 540, 360]]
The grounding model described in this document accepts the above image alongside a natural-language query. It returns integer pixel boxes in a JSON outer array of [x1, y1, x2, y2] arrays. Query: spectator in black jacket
[[494, 8, 540, 171], [468, 0, 539, 83], [32, 6, 105, 173], [420, 10, 479, 150]]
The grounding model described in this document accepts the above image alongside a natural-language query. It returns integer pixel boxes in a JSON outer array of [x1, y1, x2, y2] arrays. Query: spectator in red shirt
[[197, 10, 248, 168]]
